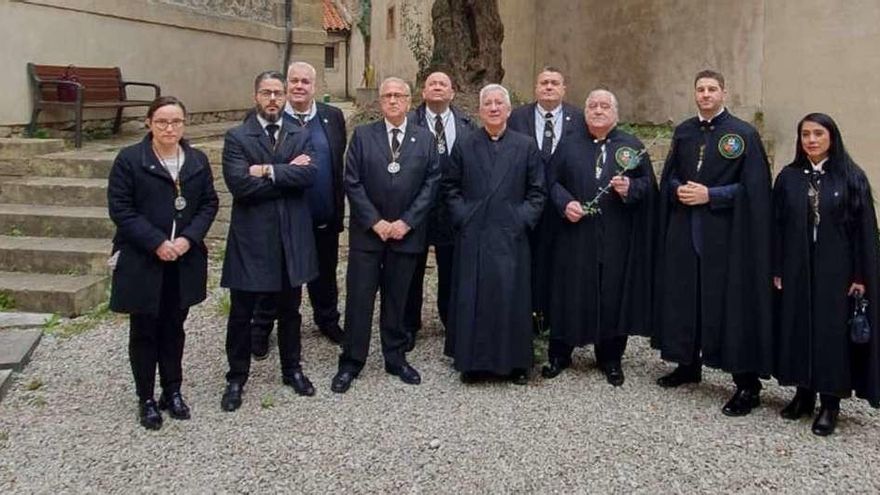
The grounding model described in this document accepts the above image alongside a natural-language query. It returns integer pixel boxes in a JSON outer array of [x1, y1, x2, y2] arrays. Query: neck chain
[[152, 143, 187, 211]]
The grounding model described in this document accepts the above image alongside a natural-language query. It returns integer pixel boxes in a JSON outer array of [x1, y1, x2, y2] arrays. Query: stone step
[[0, 311, 57, 330], [29, 150, 114, 179], [0, 138, 66, 160], [0, 369, 11, 402], [0, 236, 111, 275], [0, 271, 109, 316], [0, 204, 113, 238], [0, 177, 108, 207], [0, 329, 42, 371]]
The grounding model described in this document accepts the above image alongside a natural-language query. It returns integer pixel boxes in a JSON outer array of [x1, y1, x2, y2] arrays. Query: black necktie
[[296, 113, 308, 127], [542, 112, 554, 158], [391, 128, 401, 154], [434, 114, 448, 154], [266, 123, 279, 147]]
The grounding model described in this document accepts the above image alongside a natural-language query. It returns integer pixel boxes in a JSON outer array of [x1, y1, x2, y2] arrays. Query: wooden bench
[[27, 63, 161, 148]]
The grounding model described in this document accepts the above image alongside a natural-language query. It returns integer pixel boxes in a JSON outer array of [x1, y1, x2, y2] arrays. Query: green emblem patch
[[614, 146, 640, 171], [718, 133, 745, 159]]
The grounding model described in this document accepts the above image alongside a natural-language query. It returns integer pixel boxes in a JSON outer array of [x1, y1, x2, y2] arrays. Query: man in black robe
[[653, 70, 773, 416], [443, 83, 546, 384], [542, 89, 657, 386]]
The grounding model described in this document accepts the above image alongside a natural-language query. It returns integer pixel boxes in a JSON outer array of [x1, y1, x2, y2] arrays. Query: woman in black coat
[[773, 113, 880, 436], [108, 96, 218, 430]]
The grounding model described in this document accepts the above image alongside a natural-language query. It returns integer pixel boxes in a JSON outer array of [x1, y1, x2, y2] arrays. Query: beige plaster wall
[[369, 0, 432, 89], [1, 0, 327, 125], [763, 0, 880, 185], [498, 0, 537, 103]]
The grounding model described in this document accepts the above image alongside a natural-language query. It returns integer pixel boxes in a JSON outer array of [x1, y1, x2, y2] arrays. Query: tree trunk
[[423, 0, 504, 92]]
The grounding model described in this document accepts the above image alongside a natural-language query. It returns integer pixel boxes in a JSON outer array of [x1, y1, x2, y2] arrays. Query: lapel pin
[[565, 115, 571, 121], [323, 118, 329, 124], [410, 137, 416, 142], [150, 165, 155, 170]]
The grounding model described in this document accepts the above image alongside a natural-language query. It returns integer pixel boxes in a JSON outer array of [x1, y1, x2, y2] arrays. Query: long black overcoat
[[108, 135, 219, 314], [220, 115, 318, 291], [443, 129, 546, 373], [652, 110, 773, 375], [548, 128, 657, 346], [773, 163, 880, 405]]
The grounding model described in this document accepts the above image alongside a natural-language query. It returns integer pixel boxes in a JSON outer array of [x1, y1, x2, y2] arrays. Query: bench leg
[[28, 107, 41, 137], [74, 104, 83, 148], [113, 107, 123, 135]]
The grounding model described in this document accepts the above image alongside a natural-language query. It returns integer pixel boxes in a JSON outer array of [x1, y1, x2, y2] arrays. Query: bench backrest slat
[[30, 64, 124, 102]]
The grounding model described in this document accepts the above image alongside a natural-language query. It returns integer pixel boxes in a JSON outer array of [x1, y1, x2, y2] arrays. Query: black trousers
[[129, 263, 188, 401], [548, 335, 628, 367], [250, 226, 340, 338], [403, 243, 453, 336], [225, 281, 303, 385], [339, 248, 418, 373]]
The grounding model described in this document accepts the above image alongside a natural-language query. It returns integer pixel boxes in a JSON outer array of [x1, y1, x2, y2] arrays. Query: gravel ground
[[2, 257, 880, 493]]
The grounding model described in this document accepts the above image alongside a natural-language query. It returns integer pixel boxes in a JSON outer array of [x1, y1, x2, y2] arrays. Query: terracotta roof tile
[[323, 0, 350, 31]]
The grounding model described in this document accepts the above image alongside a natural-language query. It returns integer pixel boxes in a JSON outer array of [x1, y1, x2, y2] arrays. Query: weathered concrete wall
[[369, 0, 432, 89], [1, 0, 326, 126], [763, 0, 880, 185], [498, 0, 537, 103]]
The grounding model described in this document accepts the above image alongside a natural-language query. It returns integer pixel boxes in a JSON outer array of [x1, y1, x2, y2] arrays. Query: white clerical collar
[[698, 107, 725, 123], [284, 100, 316, 121], [385, 117, 408, 135], [811, 157, 829, 172], [536, 103, 562, 118]]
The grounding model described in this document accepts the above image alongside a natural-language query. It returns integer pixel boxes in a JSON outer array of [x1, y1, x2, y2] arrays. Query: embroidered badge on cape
[[718, 133, 745, 159], [614, 146, 640, 171]]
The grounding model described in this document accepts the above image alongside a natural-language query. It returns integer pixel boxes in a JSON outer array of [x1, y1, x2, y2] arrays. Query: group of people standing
[[107, 62, 880, 438]]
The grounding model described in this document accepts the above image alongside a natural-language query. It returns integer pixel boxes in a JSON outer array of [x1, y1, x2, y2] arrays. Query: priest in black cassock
[[443, 83, 546, 384], [773, 113, 880, 436], [542, 89, 657, 386], [653, 70, 773, 416]]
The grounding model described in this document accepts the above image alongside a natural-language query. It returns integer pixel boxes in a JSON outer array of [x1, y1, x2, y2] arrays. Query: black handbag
[[849, 291, 871, 344]]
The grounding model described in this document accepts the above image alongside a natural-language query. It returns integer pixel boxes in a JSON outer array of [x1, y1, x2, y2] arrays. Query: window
[[324, 45, 336, 69], [386, 5, 396, 39]]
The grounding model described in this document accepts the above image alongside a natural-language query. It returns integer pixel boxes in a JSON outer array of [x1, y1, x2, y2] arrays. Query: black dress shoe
[[251, 335, 270, 361], [780, 392, 816, 420], [319, 324, 344, 345], [461, 372, 478, 384], [221, 382, 243, 412], [331, 370, 356, 393], [541, 359, 570, 379], [158, 391, 191, 420], [722, 388, 761, 417], [385, 362, 422, 385], [283, 370, 316, 397], [602, 363, 625, 387], [139, 398, 163, 430], [511, 369, 529, 385], [656, 365, 702, 388], [812, 407, 839, 436]]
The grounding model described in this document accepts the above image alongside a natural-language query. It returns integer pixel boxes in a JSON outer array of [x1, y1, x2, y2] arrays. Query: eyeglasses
[[151, 119, 185, 130], [380, 93, 411, 101], [257, 90, 285, 99]]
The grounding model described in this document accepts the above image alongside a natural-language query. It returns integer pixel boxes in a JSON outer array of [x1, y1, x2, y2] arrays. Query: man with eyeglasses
[[248, 62, 347, 361], [508, 66, 587, 337], [330, 77, 440, 393], [219, 70, 319, 411]]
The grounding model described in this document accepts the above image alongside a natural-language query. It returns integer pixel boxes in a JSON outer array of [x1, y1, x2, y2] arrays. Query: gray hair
[[585, 88, 619, 111], [287, 61, 317, 81], [479, 84, 511, 106], [379, 77, 412, 96]]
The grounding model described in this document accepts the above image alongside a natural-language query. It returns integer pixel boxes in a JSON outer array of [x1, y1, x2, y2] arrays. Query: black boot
[[721, 388, 761, 417], [138, 398, 163, 430], [656, 364, 702, 388], [812, 395, 840, 436], [780, 388, 816, 420]]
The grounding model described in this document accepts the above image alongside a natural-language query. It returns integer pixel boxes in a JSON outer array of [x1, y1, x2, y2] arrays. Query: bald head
[[422, 72, 455, 113]]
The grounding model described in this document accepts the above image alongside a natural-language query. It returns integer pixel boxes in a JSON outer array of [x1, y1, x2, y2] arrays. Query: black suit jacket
[[508, 101, 587, 162], [407, 103, 477, 246], [220, 114, 319, 291], [344, 119, 441, 253], [314, 102, 347, 232]]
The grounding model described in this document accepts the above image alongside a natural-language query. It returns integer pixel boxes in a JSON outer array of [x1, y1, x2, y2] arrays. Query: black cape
[[652, 110, 773, 374], [548, 128, 657, 346], [442, 129, 546, 373], [773, 163, 880, 405]]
